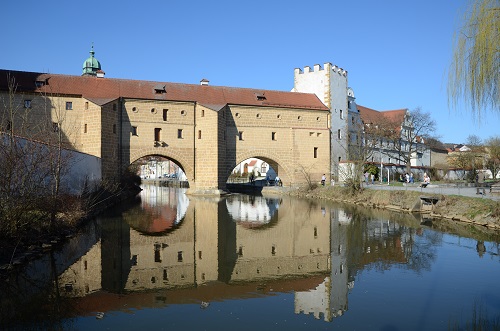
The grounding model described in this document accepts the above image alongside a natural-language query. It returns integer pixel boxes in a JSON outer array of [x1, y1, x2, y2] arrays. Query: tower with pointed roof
[[82, 45, 104, 77]]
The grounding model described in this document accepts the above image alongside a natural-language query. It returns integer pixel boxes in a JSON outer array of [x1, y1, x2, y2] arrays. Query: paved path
[[364, 183, 500, 201]]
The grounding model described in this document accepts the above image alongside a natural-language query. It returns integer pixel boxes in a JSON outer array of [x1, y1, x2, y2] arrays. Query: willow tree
[[448, 0, 500, 118]]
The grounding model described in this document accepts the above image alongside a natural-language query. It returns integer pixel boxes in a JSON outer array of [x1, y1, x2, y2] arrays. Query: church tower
[[82, 45, 104, 77]]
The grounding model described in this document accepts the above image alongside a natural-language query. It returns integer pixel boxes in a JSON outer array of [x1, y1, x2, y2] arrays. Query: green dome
[[82, 45, 101, 76]]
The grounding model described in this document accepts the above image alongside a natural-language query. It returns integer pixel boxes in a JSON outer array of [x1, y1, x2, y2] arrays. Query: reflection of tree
[[341, 203, 441, 275]]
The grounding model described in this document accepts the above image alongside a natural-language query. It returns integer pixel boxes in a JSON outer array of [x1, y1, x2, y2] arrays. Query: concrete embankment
[[272, 185, 500, 231]]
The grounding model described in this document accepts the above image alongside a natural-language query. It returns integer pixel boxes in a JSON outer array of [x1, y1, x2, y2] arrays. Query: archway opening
[[227, 157, 281, 186], [128, 155, 188, 184]]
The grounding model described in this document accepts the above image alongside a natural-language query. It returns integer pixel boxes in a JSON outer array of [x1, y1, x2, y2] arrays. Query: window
[[84, 124, 87, 133], [113, 103, 116, 111], [337, 129, 342, 139], [272, 132, 276, 140], [261, 162, 267, 173], [181, 110, 186, 116], [154, 244, 161, 263], [154, 128, 161, 141], [198, 130, 201, 139], [113, 124, 116, 134], [85, 102, 89, 110], [340, 109, 343, 119], [238, 131, 243, 140], [201, 109, 205, 117], [24, 100, 32, 108], [131, 126, 138, 136], [53, 122, 59, 132], [314, 147, 318, 158], [163, 109, 168, 121], [177, 129, 183, 139], [65, 102, 72, 110], [151, 108, 156, 114], [177, 251, 183, 262]]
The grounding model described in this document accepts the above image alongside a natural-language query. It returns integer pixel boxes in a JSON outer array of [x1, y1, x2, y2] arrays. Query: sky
[[2, 0, 498, 144]]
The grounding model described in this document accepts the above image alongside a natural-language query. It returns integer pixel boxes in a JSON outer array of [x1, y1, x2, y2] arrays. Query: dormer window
[[255, 92, 266, 101], [154, 85, 166, 94]]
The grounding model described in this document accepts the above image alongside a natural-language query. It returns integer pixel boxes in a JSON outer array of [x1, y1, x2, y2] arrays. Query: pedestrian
[[410, 173, 414, 183], [321, 174, 326, 186], [371, 173, 374, 184], [364, 172, 369, 184]]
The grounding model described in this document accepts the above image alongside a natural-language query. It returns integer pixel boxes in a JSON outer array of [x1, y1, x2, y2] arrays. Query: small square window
[[85, 102, 89, 110], [314, 147, 318, 158], [178, 129, 183, 139], [131, 126, 138, 136], [24, 100, 32, 108], [198, 130, 202, 139], [272, 132, 276, 141], [66, 102, 73, 110], [84, 124, 88, 133], [238, 131, 243, 141], [163, 109, 168, 121]]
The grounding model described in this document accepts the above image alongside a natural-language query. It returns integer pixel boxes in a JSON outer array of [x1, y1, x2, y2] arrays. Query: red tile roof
[[357, 105, 407, 125], [0, 69, 329, 111]]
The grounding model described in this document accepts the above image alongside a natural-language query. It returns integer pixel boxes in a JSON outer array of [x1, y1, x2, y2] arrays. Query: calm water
[[2, 184, 500, 330]]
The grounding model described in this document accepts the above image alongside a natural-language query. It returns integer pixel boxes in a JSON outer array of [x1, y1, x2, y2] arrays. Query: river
[[1, 184, 500, 330]]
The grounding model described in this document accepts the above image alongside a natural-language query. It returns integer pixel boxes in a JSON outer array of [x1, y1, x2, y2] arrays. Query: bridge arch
[[231, 149, 295, 186], [127, 147, 194, 182]]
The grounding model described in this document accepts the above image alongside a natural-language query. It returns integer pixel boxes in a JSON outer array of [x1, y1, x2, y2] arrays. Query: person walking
[[321, 174, 326, 186]]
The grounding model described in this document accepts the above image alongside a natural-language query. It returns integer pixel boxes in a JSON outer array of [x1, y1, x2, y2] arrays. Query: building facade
[[0, 50, 331, 194]]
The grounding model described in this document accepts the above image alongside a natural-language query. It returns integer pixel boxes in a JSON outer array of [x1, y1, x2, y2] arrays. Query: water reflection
[[1, 185, 500, 330]]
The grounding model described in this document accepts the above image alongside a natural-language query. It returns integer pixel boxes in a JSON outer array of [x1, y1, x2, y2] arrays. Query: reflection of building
[[51, 187, 418, 326], [225, 195, 279, 226]]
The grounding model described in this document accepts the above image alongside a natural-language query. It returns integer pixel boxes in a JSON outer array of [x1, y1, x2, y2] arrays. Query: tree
[[466, 134, 483, 148], [485, 136, 500, 178], [389, 108, 436, 173], [448, 0, 500, 118]]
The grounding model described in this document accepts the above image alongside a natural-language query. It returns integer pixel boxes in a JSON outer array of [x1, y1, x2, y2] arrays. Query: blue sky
[[2, 0, 498, 144]]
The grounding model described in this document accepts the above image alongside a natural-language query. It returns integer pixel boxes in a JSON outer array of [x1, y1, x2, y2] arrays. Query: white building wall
[[293, 63, 348, 179]]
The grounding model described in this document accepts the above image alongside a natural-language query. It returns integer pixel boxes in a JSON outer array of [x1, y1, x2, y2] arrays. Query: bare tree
[[0, 75, 54, 235], [388, 108, 436, 173], [466, 134, 483, 148]]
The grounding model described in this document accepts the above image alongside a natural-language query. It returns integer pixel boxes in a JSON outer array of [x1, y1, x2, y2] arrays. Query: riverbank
[[268, 185, 500, 230], [0, 185, 141, 274]]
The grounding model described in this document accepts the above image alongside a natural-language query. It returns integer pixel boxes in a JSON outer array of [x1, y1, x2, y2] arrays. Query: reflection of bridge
[[0, 69, 330, 194]]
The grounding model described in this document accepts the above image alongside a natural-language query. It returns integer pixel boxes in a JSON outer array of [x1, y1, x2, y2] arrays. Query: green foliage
[[448, 0, 500, 117]]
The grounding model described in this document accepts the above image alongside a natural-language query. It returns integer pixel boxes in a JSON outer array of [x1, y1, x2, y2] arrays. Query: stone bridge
[[0, 69, 331, 195]]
